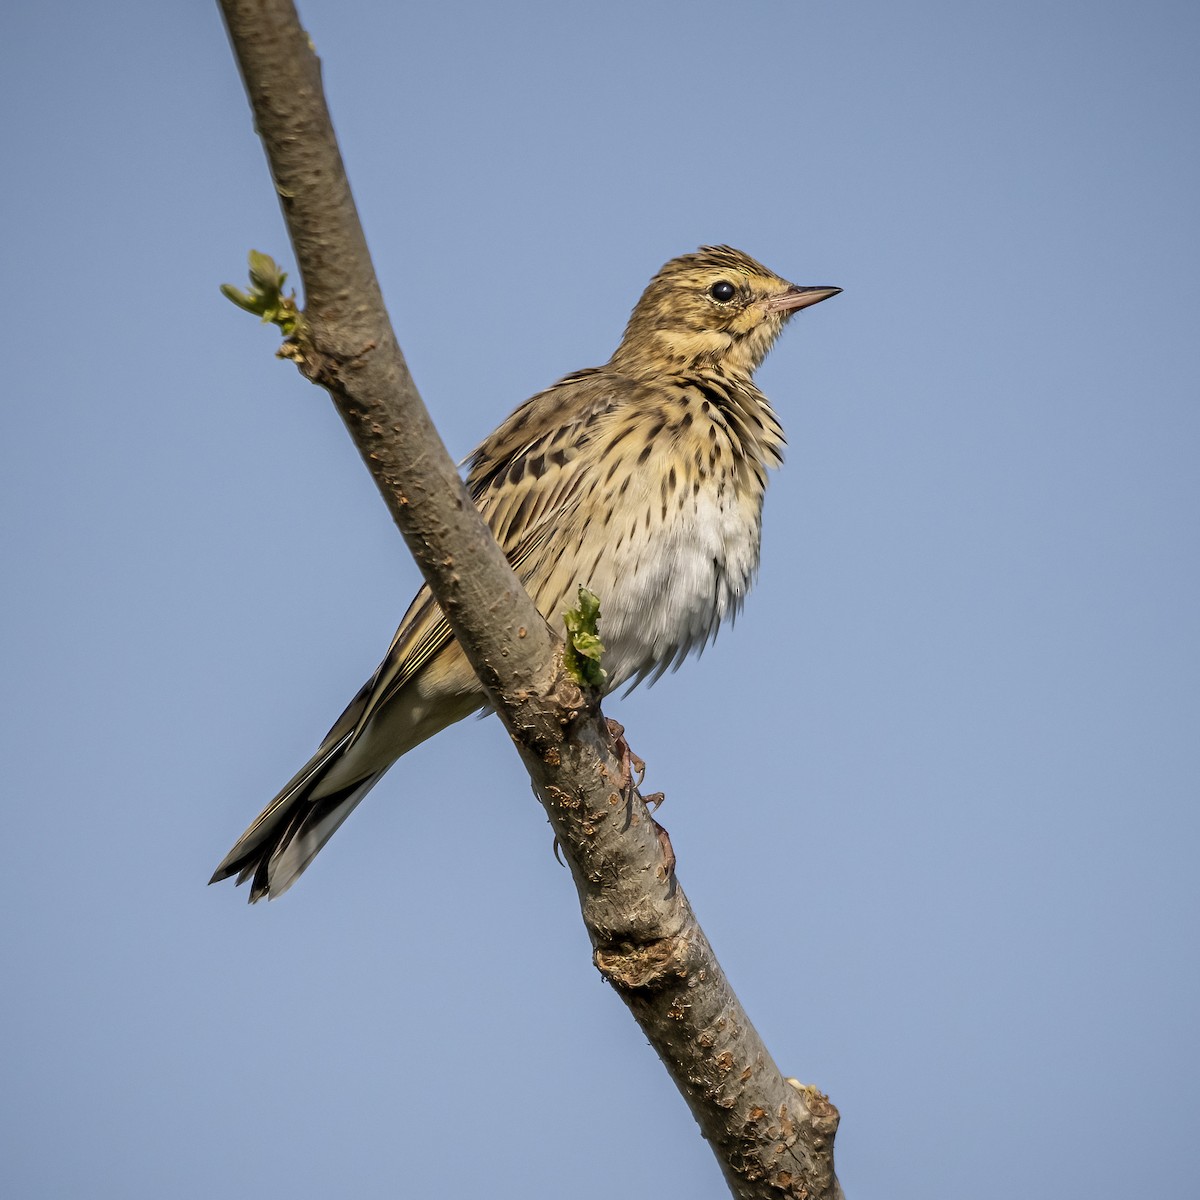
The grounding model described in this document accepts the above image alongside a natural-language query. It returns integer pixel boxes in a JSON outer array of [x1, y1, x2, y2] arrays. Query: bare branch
[[217, 0, 557, 717], [216, 2, 843, 1194]]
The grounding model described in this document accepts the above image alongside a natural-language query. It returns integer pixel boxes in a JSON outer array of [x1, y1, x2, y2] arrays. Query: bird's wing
[[349, 370, 627, 733]]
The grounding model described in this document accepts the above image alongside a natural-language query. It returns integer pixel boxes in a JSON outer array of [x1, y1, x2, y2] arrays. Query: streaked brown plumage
[[211, 246, 839, 900]]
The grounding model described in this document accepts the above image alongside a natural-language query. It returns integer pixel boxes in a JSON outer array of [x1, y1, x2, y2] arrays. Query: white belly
[[589, 475, 764, 691]]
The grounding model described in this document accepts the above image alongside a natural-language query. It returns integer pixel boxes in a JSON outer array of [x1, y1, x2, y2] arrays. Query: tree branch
[[216, 2, 843, 1195]]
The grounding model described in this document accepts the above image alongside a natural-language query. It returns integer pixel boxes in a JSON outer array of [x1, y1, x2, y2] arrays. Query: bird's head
[[609, 245, 840, 379]]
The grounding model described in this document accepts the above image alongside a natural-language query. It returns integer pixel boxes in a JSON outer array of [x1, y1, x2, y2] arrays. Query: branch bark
[[216, 3, 843, 1195]]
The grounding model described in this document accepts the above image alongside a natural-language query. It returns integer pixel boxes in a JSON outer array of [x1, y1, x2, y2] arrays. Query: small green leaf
[[221, 250, 303, 338], [247, 249, 285, 292], [563, 586, 607, 689]]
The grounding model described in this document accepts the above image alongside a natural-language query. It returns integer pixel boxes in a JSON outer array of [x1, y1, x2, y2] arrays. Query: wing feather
[[349, 370, 632, 732]]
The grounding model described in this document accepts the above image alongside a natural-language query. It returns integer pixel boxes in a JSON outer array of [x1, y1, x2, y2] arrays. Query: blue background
[[3, 2, 1197, 1196]]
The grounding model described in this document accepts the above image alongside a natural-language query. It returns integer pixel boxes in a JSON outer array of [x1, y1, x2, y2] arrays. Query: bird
[[210, 246, 840, 901]]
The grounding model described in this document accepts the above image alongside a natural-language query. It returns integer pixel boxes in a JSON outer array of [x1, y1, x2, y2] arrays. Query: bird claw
[[653, 816, 676, 881], [606, 718, 646, 793], [605, 719, 673, 880]]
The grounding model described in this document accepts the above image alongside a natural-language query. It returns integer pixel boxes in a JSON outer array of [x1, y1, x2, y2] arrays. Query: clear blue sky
[[3, 2, 1198, 1196]]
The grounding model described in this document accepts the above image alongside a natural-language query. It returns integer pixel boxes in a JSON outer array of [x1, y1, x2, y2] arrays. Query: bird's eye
[[709, 280, 737, 304]]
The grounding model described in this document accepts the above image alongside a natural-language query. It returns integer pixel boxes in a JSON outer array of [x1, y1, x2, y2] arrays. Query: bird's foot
[[606, 718, 645, 793], [606, 719, 672, 880], [652, 815, 676, 881]]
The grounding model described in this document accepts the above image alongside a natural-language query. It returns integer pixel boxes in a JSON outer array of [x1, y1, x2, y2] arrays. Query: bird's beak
[[767, 285, 842, 314]]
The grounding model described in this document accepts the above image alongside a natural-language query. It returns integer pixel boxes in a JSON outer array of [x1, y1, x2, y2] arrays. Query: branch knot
[[594, 931, 690, 991]]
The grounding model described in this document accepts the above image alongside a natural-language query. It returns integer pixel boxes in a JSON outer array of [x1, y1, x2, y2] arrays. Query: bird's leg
[[606, 718, 645, 791], [606, 718, 674, 880]]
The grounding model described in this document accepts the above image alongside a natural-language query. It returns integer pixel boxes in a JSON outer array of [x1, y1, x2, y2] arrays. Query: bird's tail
[[209, 733, 386, 903], [212, 584, 486, 902]]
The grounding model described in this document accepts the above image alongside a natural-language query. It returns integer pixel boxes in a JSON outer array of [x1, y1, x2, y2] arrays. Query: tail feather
[[210, 736, 385, 902], [259, 773, 384, 900], [212, 644, 484, 901]]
